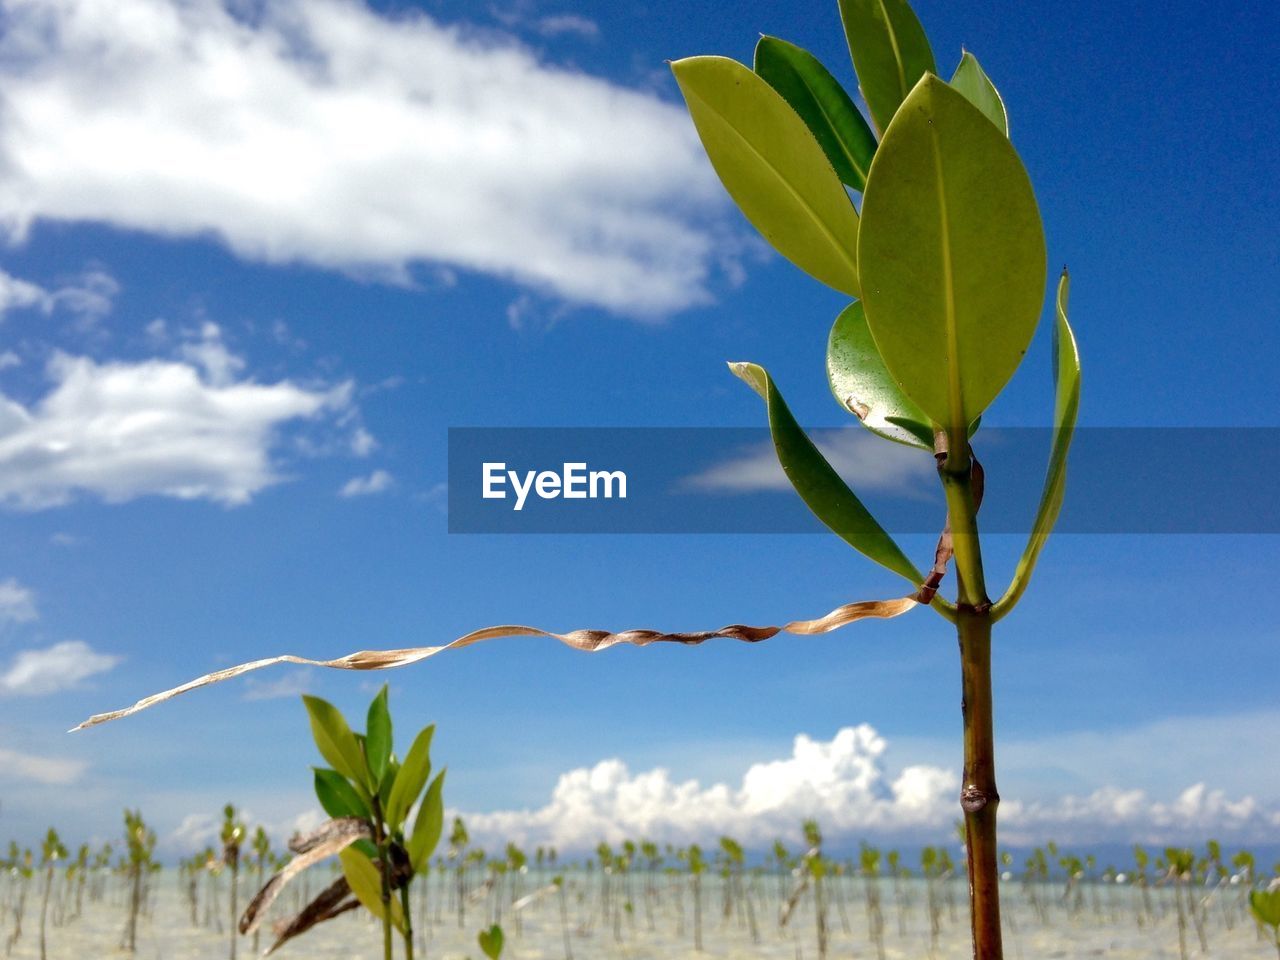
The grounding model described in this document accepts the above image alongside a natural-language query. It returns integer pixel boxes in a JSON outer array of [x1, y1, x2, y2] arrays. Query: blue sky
[[0, 0, 1277, 857]]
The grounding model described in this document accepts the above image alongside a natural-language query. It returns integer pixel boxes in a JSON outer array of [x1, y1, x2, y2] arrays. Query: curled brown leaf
[[73, 596, 920, 731]]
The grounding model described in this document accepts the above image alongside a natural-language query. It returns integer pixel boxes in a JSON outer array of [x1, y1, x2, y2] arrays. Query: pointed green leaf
[[386, 724, 434, 833], [672, 55, 861, 296], [313, 768, 371, 821], [993, 271, 1080, 620], [950, 51, 1008, 136], [858, 74, 1046, 436], [754, 36, 878, 191], [478, 923, 505, 959], [837, 0, 936, 133], [827, 301, 933, 448], [338, 847, 406, 934], [408, 770, 446, 872], [377, 756, 399, 811], [364, 685, 392, 789], [729, 361, 922, 587], [302, 696, 373, 792]]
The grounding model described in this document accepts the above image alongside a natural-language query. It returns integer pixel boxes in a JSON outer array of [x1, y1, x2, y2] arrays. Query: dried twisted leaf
[[72, 596, 920, 731], [239, 818, 370, 936], [264, 876, 358, 956]]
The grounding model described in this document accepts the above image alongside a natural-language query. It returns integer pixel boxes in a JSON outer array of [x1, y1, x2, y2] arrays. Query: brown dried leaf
[[239, 818, 370, 936], [264, 876, 358, 956], [73, 596, 920, 731]]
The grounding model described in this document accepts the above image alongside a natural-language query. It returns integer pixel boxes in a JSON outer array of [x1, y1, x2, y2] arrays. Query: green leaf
[[753, 36, 877, 192], [365, 685, 393, 789], [1251, 889, 1280, 929], [313, 768, 371, 821], [378, 757, 399, 811], [386, 724, 434, 834], [338, 847, 406, 934], [408, 770, 446, 872], [729, 361, 922, 587], [858, 74, 1046, 436], [993, 271, 1080, 620], [950, 51, 1008, 136], [671, 55, 861, 296], [827, 301, 933, 448], [302, 696, 373, 793], [837, 0, 936, 134], [478, 923, 505, 960]]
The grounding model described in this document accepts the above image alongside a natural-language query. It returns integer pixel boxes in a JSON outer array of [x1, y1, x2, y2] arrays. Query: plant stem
[[399, 884, 415, 960], [958, 606, 1001, 960], [941, 439, 1003, 960]]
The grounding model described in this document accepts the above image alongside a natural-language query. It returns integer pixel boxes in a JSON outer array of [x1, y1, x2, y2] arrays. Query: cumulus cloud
[[0, 744, 85, 784], [0, 267, 118, 323], [169, 806, 323, 853], [0, 335, 351, 508], [0, 639, 120, 695], [459, 725, 1280, 851], [685, 430, 934, 495], [0, 0, 729, 315], [0, 577, 38, 623], [340, 468, 393, 497]]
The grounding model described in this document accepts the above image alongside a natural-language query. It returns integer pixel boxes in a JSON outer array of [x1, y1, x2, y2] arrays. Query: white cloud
[[0, 266, 118, 323], [241, 668, 313, 702], [0, 0, 729, 315], [169, 806, 323, 853], [534, 14, 599, 38], [0, 344, 351, 508], [340, 468, 393, 497], [0, 744, 85, 784], [0, 577, 37, 623], [459, 725, 1280, 851], [0, 639, 120, 695], [685, 430, 934, 495]]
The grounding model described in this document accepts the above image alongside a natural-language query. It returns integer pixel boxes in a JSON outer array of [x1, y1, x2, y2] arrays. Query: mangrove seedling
[[78, 5, 1080, 960], [37, 828, 65, 960], [121, 810, 155, 953], [238, 685, 445, 960], [220, 803, 245, 960]]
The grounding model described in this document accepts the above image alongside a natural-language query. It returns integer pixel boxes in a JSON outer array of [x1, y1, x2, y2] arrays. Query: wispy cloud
[[0, 577, 38, 624], [0, 640, 120, 695], [0, 267, 118, 324], [0, 0, 729, 315], [685, 429, 933, 495], [460, 724, 1280, 851], [340, 469, 394, 498], [0, 745, 86, 784], [242, 668, 313, 702], [0, 331, 352, 508]]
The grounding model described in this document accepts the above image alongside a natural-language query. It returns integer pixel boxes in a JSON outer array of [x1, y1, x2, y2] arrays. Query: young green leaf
[[408, 770, 446, 872], [302, 696, 373, 793], [364, 685, 393, 789], [671, 55, 861, 297], [859, 74, 1046, 437], [377, 757, 399, 811], [478, 923, 505, 959], [1251, 888, 1280, 928], [338, 847, 406, 934], [950, 51, 1008, 136], [837, 0, 936, 133], [386, 724, 434, 833], [753, 36, 877, 191], [313, 768, 371, 820], [992, 271, 1080, 620], [827, 301, 933, 448], [729, 361, 923, 587]]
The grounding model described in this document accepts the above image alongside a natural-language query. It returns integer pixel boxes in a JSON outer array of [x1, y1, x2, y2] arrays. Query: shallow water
[[6, 872, 1274, 959]]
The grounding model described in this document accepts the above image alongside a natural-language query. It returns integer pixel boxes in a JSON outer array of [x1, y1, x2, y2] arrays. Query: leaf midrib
[[926, 108, 964, 437], [689, 83, 860, 291]]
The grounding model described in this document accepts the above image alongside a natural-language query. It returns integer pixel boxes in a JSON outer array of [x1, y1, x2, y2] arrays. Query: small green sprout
[[1251, 888, 1280, 959]]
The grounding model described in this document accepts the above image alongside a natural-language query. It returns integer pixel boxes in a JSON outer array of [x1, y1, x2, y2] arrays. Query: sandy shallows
[[6, 872, 1275, 959]]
